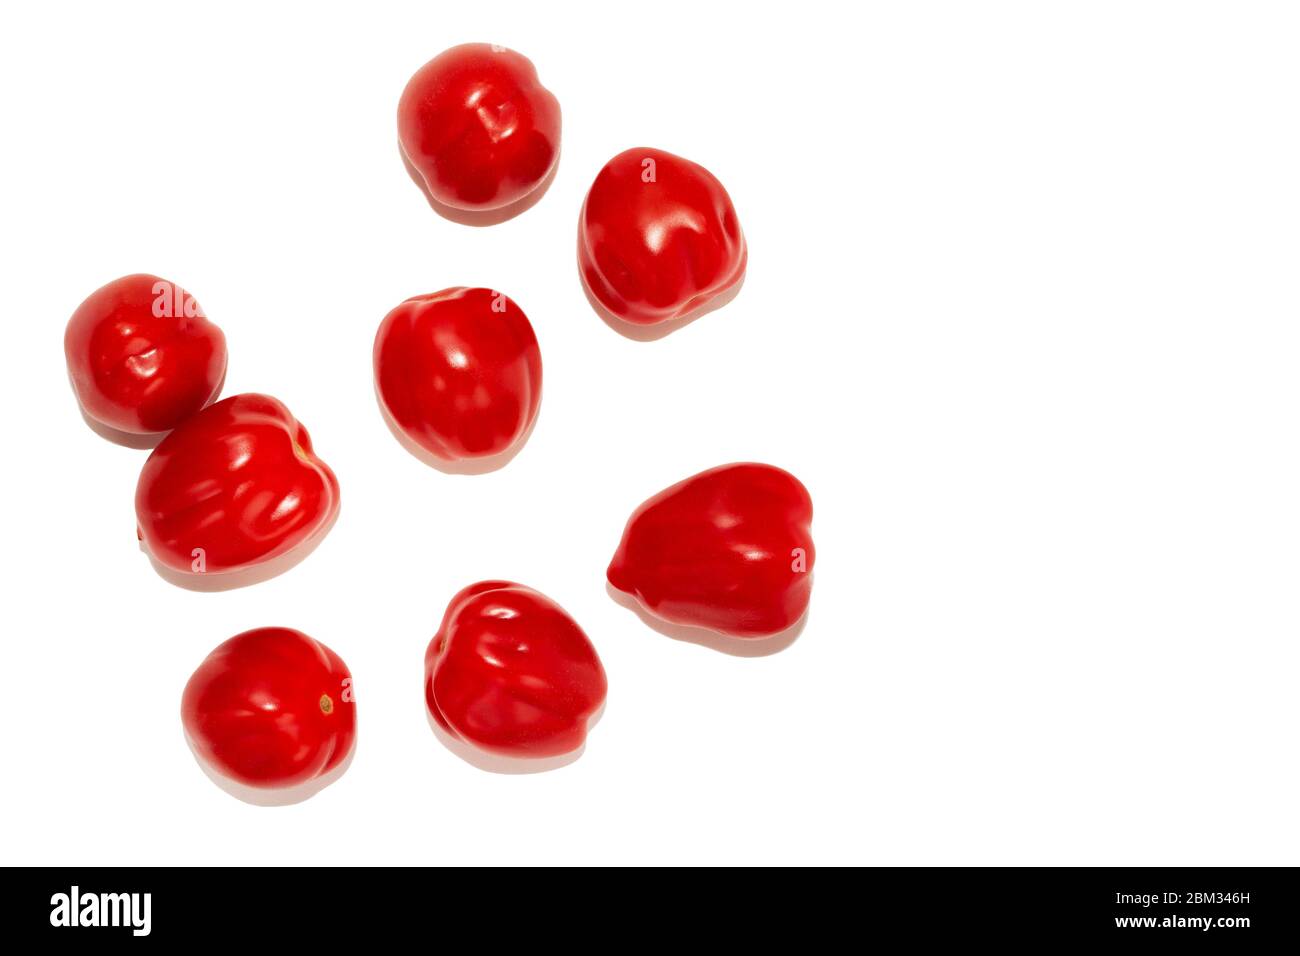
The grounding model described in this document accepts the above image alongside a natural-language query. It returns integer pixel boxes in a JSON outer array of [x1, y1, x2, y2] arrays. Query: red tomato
[[425, 582, 607, 758], [374, 287, 542, 463], [182, 627, 356, 789], [135, 393, 339, 578], [398, 43, 561, 213], [608, 463, 815, 638], [579, 147, 747, 326], [65, 273, 227, 434]]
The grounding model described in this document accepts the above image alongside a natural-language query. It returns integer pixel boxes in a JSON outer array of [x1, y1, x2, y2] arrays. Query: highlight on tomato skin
[[373, 287, 542, 465], [181, 627, 356, 791], [425, 581, 607, 760], [134, 393, 340, 579], [578, 147, 747, 328], [607, 463, 815, 639], [398, 43, 561, 214], [64, 273, 227, 435]]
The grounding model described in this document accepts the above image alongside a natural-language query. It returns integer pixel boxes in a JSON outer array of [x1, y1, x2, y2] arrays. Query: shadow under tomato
[[77, 407, 168, 449], [425, 701, 605, 775], [399, 140, 559, 227], [577, 254, 747, 343], [605, 580, 809, 657], [373, 381, 538, 476], [140, 505, 339, 592], [184, 733, 355, 807], [68, 365, 228, 450]]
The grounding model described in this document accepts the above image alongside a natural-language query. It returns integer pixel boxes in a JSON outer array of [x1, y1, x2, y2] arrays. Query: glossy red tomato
[[425, 581, 607, 758], [579, 147, 747, 326], [398, 43, 561, 213], [136, 393, 339, 578], [374, 287, 542, 463], [65, 273, 227, 434], [182, 627, 356, 789], [608, 463, 815, 638]]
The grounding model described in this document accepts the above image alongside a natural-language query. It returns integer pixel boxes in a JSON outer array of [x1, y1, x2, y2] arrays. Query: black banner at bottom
[[7, 867, 1295, 945]]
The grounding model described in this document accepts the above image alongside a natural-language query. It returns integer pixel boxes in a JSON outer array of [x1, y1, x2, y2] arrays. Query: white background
[[1, 1, 1297, 866]]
